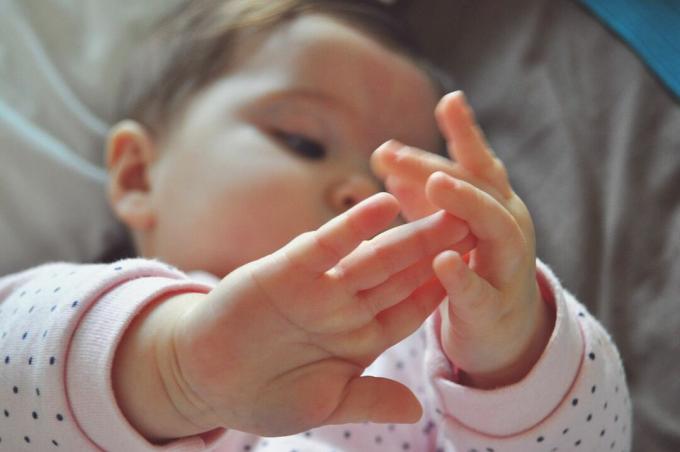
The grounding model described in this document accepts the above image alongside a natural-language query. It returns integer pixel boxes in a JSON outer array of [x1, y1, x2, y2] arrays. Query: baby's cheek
[[233, 175, 323, 256]]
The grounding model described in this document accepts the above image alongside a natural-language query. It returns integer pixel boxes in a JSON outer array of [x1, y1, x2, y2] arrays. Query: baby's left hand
[[372, 92, 553, 388]]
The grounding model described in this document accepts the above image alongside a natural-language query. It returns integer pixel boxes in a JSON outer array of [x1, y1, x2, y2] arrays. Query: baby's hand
[[372, 92, 553, 389], [154, 193, 472, 438]]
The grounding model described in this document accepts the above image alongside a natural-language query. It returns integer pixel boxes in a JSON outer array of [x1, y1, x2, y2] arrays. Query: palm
[[173, 193, 473, 436]]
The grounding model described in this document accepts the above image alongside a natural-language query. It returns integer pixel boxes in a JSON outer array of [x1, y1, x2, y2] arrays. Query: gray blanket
[[398, 1, 680, 450]]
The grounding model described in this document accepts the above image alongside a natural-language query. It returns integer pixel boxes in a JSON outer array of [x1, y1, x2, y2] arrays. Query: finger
[[435, 91, 495, 168], [384, 175, 436, 221], [376, 277, 447, 346], [325, 376, 422, 425], [335, 210, 469, 292], [435, 91, 512, 198], [451, 233, 478, 256], [433, 250, 500, 325], [355, 232, 477, 323], [281, 192, 400, 275], [372, 140, 503, 205], [370, 139, 403, 180], [426, 172, 523, 286], [357, 256, 436, 316], [372, 139, 469, 187]]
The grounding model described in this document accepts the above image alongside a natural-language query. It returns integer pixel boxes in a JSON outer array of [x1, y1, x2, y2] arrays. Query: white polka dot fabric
[[0, 259, 631, 451]]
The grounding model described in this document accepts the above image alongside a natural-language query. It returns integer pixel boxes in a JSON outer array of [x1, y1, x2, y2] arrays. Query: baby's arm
[[0, 198, 470, 449], [113, 193, 475, 442], [0, 261, 214, 450], [372, 91, 631, 450]]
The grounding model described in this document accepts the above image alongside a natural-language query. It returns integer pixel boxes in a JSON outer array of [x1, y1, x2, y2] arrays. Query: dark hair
[[115, 0, 452, 138]]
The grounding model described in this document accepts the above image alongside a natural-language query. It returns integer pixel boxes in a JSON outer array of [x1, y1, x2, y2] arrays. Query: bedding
[[0, 0, 678, 450], [581, 0, 680, 99], [0, 0, 180, 274], [399, 1, 680, 450]]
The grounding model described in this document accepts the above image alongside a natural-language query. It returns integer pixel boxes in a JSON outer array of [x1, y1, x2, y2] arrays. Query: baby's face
[[121, 14, 439, 276]]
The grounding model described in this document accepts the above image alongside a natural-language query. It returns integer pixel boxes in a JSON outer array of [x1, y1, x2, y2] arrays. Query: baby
[[0, 1, 631, 451]]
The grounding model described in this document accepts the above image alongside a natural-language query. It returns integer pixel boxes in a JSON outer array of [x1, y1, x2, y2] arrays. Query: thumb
[[325, 376, 422, 425]]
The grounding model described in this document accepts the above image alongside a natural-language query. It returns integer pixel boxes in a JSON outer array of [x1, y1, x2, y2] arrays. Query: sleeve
[[0, 259, 227, 451], [422, 259, 633, 452]]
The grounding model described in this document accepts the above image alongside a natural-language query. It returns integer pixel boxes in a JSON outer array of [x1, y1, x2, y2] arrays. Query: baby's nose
[[327, 174, 381, 214]]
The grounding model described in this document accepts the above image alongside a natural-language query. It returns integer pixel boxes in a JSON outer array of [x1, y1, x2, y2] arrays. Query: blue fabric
[[580, 0, 680, 99]]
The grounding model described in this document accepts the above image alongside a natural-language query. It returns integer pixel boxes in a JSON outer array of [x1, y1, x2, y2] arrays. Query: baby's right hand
[[158, 193, 471, 438]]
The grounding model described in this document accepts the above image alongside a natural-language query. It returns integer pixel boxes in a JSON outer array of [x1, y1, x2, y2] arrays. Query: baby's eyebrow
[[253, 88, 354, 119]]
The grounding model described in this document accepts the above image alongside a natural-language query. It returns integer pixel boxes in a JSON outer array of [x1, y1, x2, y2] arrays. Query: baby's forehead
[[163, 13, 440, 154], [232, 14, 438, 137]]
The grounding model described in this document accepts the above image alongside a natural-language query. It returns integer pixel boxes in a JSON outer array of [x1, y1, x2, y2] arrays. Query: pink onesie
[[0, 259, 631, 451]]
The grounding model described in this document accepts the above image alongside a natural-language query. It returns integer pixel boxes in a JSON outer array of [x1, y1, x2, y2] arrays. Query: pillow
[[0, 0, 181, 275]]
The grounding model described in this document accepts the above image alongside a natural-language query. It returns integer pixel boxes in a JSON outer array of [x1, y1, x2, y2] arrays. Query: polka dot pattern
[[0, 260, 193, 450], [413, 273, 631, 452], [213, 266, 631, 451], [0, 260, 631, 451]]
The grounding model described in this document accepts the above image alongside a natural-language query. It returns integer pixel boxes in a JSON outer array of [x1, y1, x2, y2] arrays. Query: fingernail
[[433, 170, 453, 181], [394, 145, 411, 157], [378, 139, 397, 150], [375, 140, 406, 161], [460, 95, 475, 119], [459, 90, 467, 102], [372, 141, 398, 177]]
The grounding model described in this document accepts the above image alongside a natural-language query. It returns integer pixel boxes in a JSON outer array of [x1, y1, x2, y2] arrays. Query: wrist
[[112, 291, 213, 443], [456, 283, 554, 389]]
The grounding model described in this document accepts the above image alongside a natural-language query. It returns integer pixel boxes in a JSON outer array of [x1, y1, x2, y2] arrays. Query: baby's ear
[[106, 120, 157, 231]]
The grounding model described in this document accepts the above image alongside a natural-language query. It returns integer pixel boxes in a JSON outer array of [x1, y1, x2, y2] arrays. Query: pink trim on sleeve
[[424, 260, 585, 436], [62, 260, 228, 450]]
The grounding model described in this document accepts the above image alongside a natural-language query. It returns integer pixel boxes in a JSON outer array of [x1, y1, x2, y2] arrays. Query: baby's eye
[[273, 131, 327, 160]]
